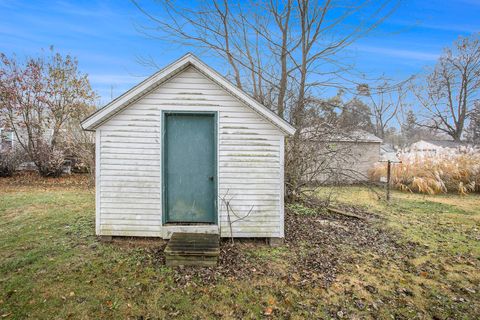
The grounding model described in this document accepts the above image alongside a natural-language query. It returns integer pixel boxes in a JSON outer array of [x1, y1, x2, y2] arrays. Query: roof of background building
[[413, 140, 465, 148], [301, 127, 383, 143], [380, 143, 400, 162], [331, 130, 383, 143]]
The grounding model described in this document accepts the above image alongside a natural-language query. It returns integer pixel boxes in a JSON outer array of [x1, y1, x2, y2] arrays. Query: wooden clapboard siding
[[97, 65, 284, 238]]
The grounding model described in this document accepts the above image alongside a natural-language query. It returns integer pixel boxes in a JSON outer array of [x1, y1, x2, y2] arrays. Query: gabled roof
[[380, 144, 400, 162], [414, 140, 464, 148], [81, 53, 295, 135], [303, 128, 382, 143], [343, 130, 382, 143]]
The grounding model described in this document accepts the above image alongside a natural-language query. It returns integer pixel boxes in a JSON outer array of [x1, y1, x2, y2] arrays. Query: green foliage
[[286, 203, 318, 216], [1, 184, 479, 318]]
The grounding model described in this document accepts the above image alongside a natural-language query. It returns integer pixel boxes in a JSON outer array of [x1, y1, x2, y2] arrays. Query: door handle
[[209, 176, 214, 181]]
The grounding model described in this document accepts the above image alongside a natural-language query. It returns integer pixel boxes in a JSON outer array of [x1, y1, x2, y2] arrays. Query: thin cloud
[[354, 45, 439, 61], [419, 22, 478, 33], [88, 73, 145, 86], [53, 0, 123, 18], [459, 0, 480, 6], [1, 1, 138, 40]]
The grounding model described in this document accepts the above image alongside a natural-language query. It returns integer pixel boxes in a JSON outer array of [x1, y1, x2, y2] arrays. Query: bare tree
[[0, 48, 96, 176], [358, 79, 408, 139], [219, 190, 254, 243], [63, 103, 96, 182], [132, 0, 398, 119], [413, 33, 480, 142], [132, 0, 399, 200], [285, 109, 382, 200]]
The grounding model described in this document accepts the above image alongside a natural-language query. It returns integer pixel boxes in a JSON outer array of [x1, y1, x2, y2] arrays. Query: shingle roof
[[380, 144, 400, 162], [301, 128, 382, 143], [416, 140, 464, 148], [328, 130, 383, 143]]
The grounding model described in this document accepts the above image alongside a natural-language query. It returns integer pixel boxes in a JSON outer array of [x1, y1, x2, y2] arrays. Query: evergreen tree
[[338, 98, 375, 133], [401, 110, 418, 143], [466, 102, 480, 145]]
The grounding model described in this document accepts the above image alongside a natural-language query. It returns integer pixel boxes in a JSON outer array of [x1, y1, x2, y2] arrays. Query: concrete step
[[164, 232, 220, 267]]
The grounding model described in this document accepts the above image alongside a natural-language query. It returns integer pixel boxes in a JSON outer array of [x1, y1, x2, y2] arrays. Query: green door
[[164, 113, 216, 224]]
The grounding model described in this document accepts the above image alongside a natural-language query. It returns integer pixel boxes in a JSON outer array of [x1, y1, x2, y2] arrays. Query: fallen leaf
[[263, 307, 273, 316], [284, 297, 293, 306], [267, 297, 276, 306]]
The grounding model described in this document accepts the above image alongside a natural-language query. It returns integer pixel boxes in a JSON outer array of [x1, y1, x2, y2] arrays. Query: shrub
[[370, 153, 480, 195], [34, 143, 66, 177], [0, 148, 25, 177]]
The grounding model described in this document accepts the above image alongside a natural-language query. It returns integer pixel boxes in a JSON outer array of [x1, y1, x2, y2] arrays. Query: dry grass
[[0, 171, 92, 192], [370, 153, 480, 195], [1, 178, 480, 318]]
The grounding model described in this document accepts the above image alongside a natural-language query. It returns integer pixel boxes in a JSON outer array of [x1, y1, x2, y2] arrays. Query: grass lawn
[[0, 175, 479, 319]]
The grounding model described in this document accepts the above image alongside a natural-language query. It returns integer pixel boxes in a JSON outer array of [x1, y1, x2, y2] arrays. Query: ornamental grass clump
[[370, 153, 480, 195]]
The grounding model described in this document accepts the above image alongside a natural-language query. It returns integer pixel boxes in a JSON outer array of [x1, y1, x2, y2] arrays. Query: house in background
[[0, 128, 14, 151], [407, 140, 471, 157], [303, 129, 383, 183], [0, 126, 77, 173], [380, 143, 400, 162], [327, 130, 383, 182], [81, 54, 295, 242]]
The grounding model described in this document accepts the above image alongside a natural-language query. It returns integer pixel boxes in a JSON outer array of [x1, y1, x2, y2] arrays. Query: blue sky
[[0, 0, 479, 105]]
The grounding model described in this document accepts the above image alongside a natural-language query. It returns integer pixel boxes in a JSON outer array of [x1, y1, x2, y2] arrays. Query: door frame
[[161, 111, 218, 225]]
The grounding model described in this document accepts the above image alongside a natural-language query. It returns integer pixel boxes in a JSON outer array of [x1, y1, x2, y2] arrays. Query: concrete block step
[[164, 232, 220, 266]]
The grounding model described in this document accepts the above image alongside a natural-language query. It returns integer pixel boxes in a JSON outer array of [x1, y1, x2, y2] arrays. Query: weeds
[[370, 153, 480, 194], [286, 203, 319, 216]]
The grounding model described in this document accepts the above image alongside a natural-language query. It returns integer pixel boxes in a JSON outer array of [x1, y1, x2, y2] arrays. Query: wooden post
[[386, 160, 391, 202]]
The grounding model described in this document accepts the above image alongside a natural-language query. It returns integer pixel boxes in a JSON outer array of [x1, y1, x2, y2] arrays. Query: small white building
[[303, 129, 383, 183], [380, 144, 400, 162], [81, 54, 295, 240], [407, 140, 468, 157], [0, 128, 14, 151], [329, 130, 383, 182]]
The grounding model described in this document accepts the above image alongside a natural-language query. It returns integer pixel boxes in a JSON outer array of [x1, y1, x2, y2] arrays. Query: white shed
[[407, 140, 467, 157], [81, 54, 295, 241]]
